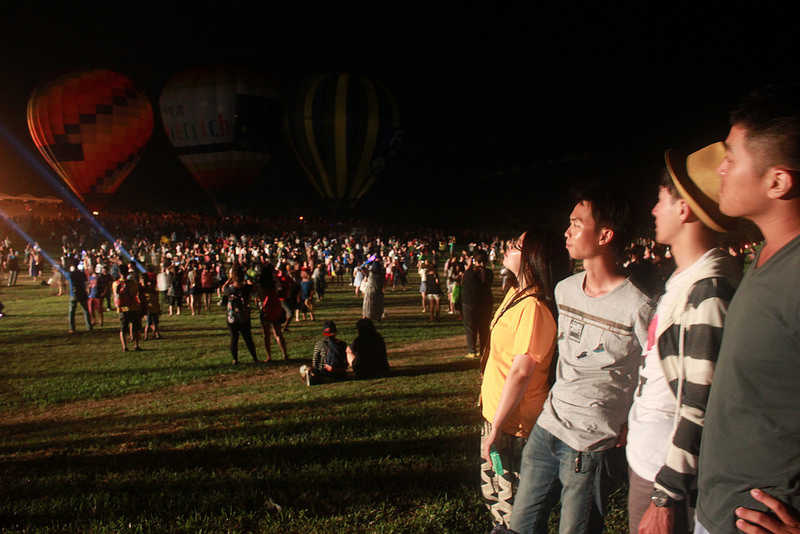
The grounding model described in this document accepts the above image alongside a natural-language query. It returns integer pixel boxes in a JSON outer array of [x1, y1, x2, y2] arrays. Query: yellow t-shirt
[[481, 289, 557, 438]]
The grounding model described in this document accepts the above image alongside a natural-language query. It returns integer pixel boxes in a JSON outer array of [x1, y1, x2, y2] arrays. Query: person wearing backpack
[[299, 320, 348, 386], [112, 263, 141, 352], [222, 263, 261, 365]]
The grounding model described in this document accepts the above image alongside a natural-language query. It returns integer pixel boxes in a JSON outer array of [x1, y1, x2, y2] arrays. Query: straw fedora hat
[[664, 142, 737, 232]]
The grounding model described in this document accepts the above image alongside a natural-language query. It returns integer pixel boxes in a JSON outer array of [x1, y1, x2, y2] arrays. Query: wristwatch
[[651, 489, 675, 508]]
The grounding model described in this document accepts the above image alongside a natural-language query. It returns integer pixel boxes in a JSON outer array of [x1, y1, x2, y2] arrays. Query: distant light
[[299, 216, 304, 221], [92, 210, 99, 215]]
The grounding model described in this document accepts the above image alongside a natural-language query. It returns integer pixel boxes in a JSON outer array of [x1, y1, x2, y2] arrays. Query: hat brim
[[664, 146, 737, 233]]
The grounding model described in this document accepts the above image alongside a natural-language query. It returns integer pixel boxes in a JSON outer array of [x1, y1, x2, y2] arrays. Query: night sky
[[0, 4, 795, 230]]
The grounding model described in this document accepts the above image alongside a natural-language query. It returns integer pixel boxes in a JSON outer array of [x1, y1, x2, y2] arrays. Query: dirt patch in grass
[[3, 335, 470, 426]]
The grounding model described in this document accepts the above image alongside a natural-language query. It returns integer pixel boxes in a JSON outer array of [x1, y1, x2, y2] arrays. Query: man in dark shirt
[[461, 249, 493, 359], [67, 263, 92, 333], [697, 84, 800, 534]]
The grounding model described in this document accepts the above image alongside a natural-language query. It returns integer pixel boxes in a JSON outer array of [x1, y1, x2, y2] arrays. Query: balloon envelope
[[284, 73, 402, 208], [159, 65, 281, 209], [27, 69, 154, 209]]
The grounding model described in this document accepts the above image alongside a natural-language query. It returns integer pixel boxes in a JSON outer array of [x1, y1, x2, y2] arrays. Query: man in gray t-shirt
[[510, 188, 653, 534]]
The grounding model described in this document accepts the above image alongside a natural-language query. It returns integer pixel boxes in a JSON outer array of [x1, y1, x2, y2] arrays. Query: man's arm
[[736, 489, 800, 534]]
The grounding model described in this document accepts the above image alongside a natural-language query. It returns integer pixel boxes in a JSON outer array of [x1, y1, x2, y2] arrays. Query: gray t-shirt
[[537, 272, 653, 452]]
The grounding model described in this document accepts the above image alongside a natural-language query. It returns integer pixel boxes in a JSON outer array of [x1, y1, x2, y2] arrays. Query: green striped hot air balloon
[[284, 73, 402, 209]]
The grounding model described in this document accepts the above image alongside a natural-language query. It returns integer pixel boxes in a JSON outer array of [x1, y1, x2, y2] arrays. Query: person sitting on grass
[[346, 318, 390, 380], [300, 320, 348, 386]]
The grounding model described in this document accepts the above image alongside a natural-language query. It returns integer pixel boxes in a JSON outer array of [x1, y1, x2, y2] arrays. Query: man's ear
[[767, 167, 798, 200], [678, 199, 697, 224], [598, 227, 614, 246]]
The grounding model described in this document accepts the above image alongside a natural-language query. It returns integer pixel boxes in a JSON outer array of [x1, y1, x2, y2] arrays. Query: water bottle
[[490, 446, 503, 477]]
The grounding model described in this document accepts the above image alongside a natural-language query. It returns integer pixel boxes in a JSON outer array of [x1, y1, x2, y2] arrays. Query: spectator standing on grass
[[423, 260, 443, 321], [362, 256, 385, 322], [445, 254, 463, 315], [186, 261, 200, 316], [478, 228, 569, 530], [200, 263, 214, 311], [87, 266, 106, 327], [276, 264, 295, 332], [509, 187, 653, 534], [6, 249, 19, 287], [627, 145, 741, 534], [156, 263, 170, 309], [257, 263, 288, 361], [112, 264, 141, 352], [312, 262, 326, 301], [461, 249, 493, 359], [167, 264, 183, 316], [28, 251, 40, 283], [696, 84, 800, 534], [297, 268, 315, 321], [138, 272, 162, 341], [67, 263, 92, 333], [222, 263, 260, 365], [347, 318, 389, 379]]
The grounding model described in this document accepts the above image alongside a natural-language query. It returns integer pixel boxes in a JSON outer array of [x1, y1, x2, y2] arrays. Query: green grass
[[0, 270, 628, 533]]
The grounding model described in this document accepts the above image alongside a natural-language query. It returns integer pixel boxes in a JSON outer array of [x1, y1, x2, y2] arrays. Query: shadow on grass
[[391, 359, 479, 377], [0, 392, 484, 529]]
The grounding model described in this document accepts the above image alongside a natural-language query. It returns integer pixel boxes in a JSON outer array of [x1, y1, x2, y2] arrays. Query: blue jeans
[[510, 424, 607, 534], [69, 297, 92, 331]]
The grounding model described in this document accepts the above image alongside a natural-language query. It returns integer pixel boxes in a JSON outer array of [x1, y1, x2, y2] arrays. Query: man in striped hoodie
[[627, 143, 742, 533]]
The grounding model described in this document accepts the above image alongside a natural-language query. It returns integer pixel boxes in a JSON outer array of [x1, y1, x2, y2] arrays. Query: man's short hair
[[571, 185, 632, 258], [731, 83, 800, 172], [659, 168, 680, 200]]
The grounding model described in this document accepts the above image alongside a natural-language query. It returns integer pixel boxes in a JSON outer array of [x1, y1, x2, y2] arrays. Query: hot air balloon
[[159, 65, 281, 213], [284, 73, 402, 209], [27, 69, 154, 211]]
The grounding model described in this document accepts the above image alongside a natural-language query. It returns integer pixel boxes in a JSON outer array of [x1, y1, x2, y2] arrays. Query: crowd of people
[[3, 83, 799, 534], [477, 83, 800, 534]]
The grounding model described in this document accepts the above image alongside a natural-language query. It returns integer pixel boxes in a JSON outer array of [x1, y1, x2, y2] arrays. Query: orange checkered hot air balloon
[[27, 69, 154, 211]]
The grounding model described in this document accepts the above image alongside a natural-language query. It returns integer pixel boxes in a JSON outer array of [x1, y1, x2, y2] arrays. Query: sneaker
[[465, 352, 478, 359], [299, 364, 310, 377]]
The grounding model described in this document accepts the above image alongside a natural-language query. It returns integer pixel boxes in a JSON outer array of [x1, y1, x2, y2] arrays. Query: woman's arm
[[481, 353, 537, 463]]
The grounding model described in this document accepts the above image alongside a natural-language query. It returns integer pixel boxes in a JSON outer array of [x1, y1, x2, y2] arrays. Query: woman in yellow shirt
[[478, 228, 569, 529]]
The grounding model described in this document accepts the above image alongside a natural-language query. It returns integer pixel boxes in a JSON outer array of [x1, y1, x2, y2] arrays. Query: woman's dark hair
[[230, 262, 244, 284], [259, 263, 276, 290], [355, 318, 380, 340], [516, 227, 570, 318]]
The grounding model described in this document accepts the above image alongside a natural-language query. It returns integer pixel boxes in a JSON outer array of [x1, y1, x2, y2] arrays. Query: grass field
[[0, 268, 627, 533]]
